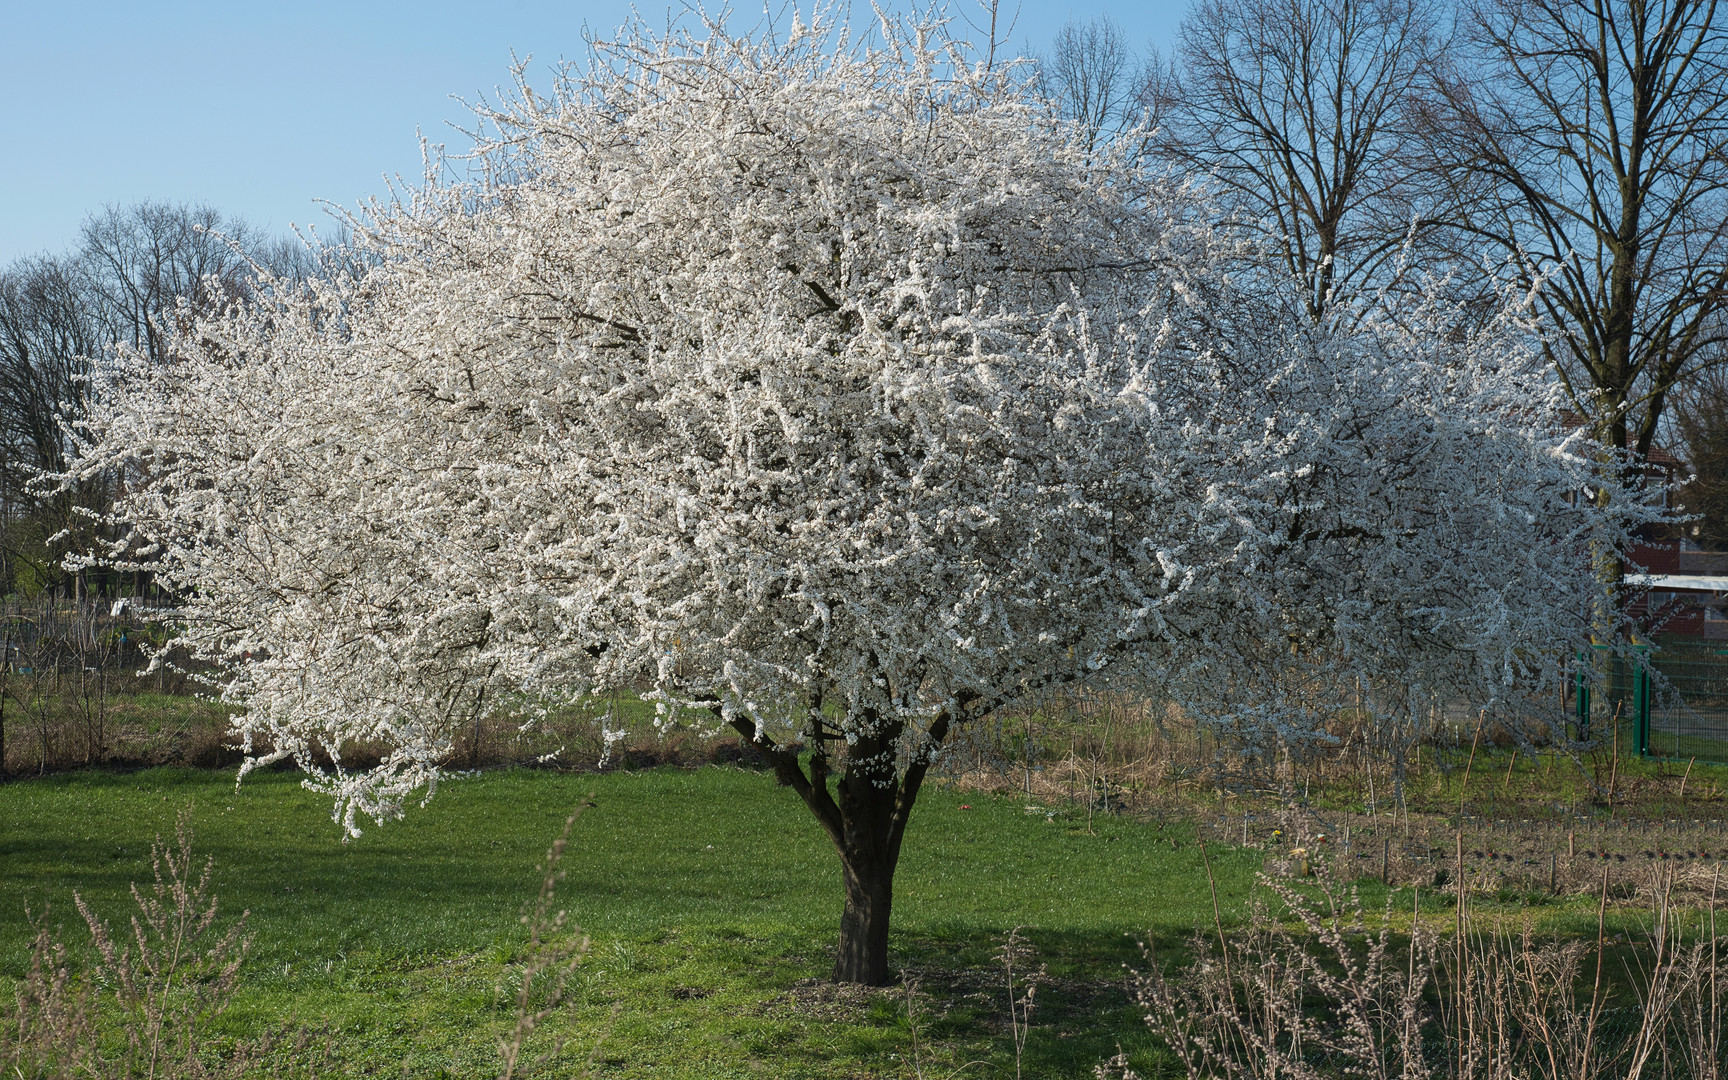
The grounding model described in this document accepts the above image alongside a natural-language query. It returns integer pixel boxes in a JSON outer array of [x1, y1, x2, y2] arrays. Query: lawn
[[3, 763, 1279, 1078]]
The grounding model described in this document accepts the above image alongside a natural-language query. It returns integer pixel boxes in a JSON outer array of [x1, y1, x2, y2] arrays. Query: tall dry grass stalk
[[5, 908, 97, 1078], [1112, 859, 1728, 1080], [5, 806, 601, 1079], [76, 810, 253, 1080], [3, 808, 252, 1079], [995, 926, 1044, 1080], [494, 805, 598, 1080]]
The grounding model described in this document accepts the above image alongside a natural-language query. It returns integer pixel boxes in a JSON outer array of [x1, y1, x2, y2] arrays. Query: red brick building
[[1624, 443, 1727, 639]]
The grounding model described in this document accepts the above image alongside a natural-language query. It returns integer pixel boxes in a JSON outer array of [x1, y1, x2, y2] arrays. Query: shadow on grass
[[1, 765, 1257, 1078]]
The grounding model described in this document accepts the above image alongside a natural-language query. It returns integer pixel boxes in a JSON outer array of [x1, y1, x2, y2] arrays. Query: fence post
[[1575, 649, 1592, 741], [1634, 645, 1652, 758]]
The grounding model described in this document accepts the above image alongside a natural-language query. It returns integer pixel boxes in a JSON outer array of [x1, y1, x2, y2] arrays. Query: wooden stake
[[1590, 867, 1610, 1059], [1681, 757, 1697, 801], [1607, 702, 1624, 812], [1200, 830, 1231, 986], [1455, 828, 1466, 1080], [1455, 828, 1466, 933], [1458, 713, 1485, 818], [1503, 749, 1518, 793]]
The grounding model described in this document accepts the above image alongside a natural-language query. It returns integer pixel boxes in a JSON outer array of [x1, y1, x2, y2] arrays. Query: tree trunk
[[728, 706, 955, 986], [834, 851, 895, 984]]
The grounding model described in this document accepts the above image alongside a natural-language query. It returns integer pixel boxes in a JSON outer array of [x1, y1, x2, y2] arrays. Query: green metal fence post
[[1576, 649, 1592, 741], [1634, 652, 1651, 757]]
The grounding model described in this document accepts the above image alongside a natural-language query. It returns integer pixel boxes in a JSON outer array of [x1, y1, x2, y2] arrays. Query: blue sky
[[1, 1, 1185, 263]]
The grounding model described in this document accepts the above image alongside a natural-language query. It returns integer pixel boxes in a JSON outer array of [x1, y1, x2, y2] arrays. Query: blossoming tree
[[66, 14, 1641, 984]]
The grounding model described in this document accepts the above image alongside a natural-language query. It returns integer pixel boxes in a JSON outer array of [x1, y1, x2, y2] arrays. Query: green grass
[[2, 764, 1285, 1078]]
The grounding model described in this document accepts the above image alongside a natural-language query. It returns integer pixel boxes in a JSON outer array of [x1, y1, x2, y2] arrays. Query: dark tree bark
[[831, 773, 899, 985], [728, 705, 954, 985]]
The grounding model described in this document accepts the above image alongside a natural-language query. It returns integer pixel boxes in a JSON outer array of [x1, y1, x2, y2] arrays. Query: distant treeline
[[0, 202, 315, 599]]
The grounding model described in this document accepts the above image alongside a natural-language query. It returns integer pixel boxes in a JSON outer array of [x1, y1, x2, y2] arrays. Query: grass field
[[1, 763, 1293, 1078]]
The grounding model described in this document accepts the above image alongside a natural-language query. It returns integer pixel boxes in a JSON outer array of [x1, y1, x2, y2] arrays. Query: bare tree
[[954, 0, 1021, 73], [0, 257, 113, 596], [1429, 0, 1728, 462], [0, 257, 107, 483], [79, 201, 301, 365], [0, 203, 311, 599], [1158, 0, 1450, 320], [1039, 17, 1166, 151]]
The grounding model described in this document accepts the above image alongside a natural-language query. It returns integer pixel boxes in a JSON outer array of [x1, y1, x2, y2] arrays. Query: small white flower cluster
[[62, 11, 1647, 834]]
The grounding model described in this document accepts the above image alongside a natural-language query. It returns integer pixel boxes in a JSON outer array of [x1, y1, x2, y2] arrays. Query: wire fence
[[0, 593, 176, 677], [1568, 639, 1728, 764], [0, 594, 206, 775], [1647, 639, 1728, 762]]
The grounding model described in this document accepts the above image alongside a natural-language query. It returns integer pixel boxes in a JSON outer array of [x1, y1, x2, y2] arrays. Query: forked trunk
[[834, 852, 895, 984], [729, 707, 956, 987]]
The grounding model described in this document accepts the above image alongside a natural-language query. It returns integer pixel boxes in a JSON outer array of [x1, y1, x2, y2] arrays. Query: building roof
[[1560, 411, 1684, 467], [1626, 574, 1728, 593]]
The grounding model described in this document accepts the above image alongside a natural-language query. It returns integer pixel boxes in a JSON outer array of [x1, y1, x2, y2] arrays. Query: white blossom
[[63, 11, 1641, 839]]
